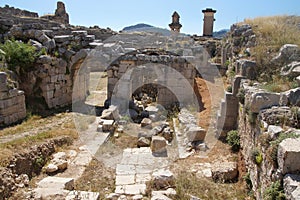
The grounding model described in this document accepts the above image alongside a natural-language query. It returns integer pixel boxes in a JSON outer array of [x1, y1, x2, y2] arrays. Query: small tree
[[0, 39, 37, 74], [226, 130, 240, 152], [263, 181, 285, 200]]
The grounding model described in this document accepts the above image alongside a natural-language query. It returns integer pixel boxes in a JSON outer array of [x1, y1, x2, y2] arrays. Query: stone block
[[249, 92, 281, 113], [152, 169, 175, 190], [137, 137, 151, 147], [151, 136, 167, 154], [211, 162, 238, 183], [278, 138, 300, 174], [186, 126, 206, 142], [54, 35, 73, 43], [101, 105, 120, 120], [284, 174, 300, 200], [141, 118, 152, 129], [102, 120, 114, 132], [66, 191, 100, 200], [37, 177, 74, 190]]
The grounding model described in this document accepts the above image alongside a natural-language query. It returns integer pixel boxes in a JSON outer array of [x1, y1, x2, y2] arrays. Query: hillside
[[122, 23, 228, 37]]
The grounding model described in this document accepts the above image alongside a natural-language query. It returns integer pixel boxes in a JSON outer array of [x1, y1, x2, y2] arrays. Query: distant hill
[[122, 23, 229, 38], [213, 29, 229, 38], [121, 23, 186, 36]]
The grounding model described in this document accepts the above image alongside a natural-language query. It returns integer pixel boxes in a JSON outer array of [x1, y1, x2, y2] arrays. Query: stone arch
[[106, 48, 201, 110]]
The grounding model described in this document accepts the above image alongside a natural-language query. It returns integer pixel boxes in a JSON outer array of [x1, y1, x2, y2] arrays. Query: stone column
[[202, 8, 216, 37]]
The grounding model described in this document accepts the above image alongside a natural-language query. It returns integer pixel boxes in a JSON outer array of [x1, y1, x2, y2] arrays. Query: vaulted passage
[[106, 48, 201, 111]]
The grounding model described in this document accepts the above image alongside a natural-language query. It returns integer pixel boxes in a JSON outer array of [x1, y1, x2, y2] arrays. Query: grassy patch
[[173, 171, 249, 200], [242, 16, 300, 81], [75, 158, 115, 200], [0, 129, 77, 167]]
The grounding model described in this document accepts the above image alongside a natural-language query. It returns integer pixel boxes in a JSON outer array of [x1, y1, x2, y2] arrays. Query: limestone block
[[54, 35, 73, 43], [37, 177, 74, 190], [141, 118, 152, 129], [66, 191, 100, 200], [278, 138, 300, 174], [284, 88, 300, 106], [137, 137, 151, 147], [152, 169, 175, 190], [45, 163, 58, 173], [212, 162, 238, 183], [236, 59, 256, 80], [249, 92, 281, 113], [101, 105, 120, 120], [102, 120, 114, 132], [284, 174, 300, 200], [71, 30, 88, 37], [186, 126, 206, 142], [151, 136, 167, 154]]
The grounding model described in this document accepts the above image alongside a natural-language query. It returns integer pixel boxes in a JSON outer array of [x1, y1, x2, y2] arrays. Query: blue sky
[[1, 0, 299, 35]]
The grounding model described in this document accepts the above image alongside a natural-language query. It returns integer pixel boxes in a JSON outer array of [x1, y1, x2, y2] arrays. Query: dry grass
[[173, 172, 251, 200], [0, 112, 78, 167], [241, 15, 300, 81], [0, 129, 78, 167], [0, 112, 70, 137], [75, 158, 115, 200]]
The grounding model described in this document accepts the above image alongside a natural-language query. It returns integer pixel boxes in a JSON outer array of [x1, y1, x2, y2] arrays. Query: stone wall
[[0, 5, 38, 18], [107, 50, 197, 108], [40, 1, 69, 25], [20, 50, 89, 110], [0, 72, 26, 126]]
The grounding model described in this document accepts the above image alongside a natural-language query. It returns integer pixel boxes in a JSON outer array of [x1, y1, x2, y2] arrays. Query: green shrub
[[263, 181, 285, 200], [243, 172, 253, 191], [226, 85, 233, 93], [0, 39, 38, 73], [237, 88, 245, 104], [226, 130, 240, 152], [251, 148, 263, 165]]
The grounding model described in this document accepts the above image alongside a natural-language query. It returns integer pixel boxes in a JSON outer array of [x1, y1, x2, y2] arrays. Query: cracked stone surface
[[115, 147, 169, 195]]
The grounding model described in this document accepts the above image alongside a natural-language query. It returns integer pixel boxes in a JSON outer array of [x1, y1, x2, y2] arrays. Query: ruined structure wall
[[0, 72, 26, 126], [0, 5, 38, 18], [107, 54, 196, 108]]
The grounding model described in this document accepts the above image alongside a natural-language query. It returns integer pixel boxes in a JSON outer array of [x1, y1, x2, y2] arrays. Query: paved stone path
[[115, 147, 169, 195], [33, 116, 110, 199]]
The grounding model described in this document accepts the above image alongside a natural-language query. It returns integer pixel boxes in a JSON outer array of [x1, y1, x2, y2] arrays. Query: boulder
[[284, 88, 300, 106], [186, 126, 206, 142], [281, 61, 300, 78], [272, 44, 300, 64], [101, 105, 120, 120], [45, 163, 58, 173], [151, 136, 167, 154], [249, 91, 281, 113], [284, 174, 300, 200], [297, 76, 300, 86], [278, 138, 300, 174], [152, 169, 175, 190], [211, 162, 238, 183], [141, 118, 152, 129], [267, 125, 283, 140], [137, 137, 151, 147], [145, 106, 159, 114]]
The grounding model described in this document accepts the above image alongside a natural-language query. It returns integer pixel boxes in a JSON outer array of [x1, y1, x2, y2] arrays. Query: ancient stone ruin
[[0, 2, 299, 200]]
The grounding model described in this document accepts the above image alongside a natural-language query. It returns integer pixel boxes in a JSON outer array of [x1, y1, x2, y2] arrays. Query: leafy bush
[[226, 130, 240, 152], [243, 172, 253, 191], [263, 181, 285, 200], [0, 39, 40, 73], [226, 85, 233, 93], [251, 148, 263, 165], [237, 88, 245, 104]]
